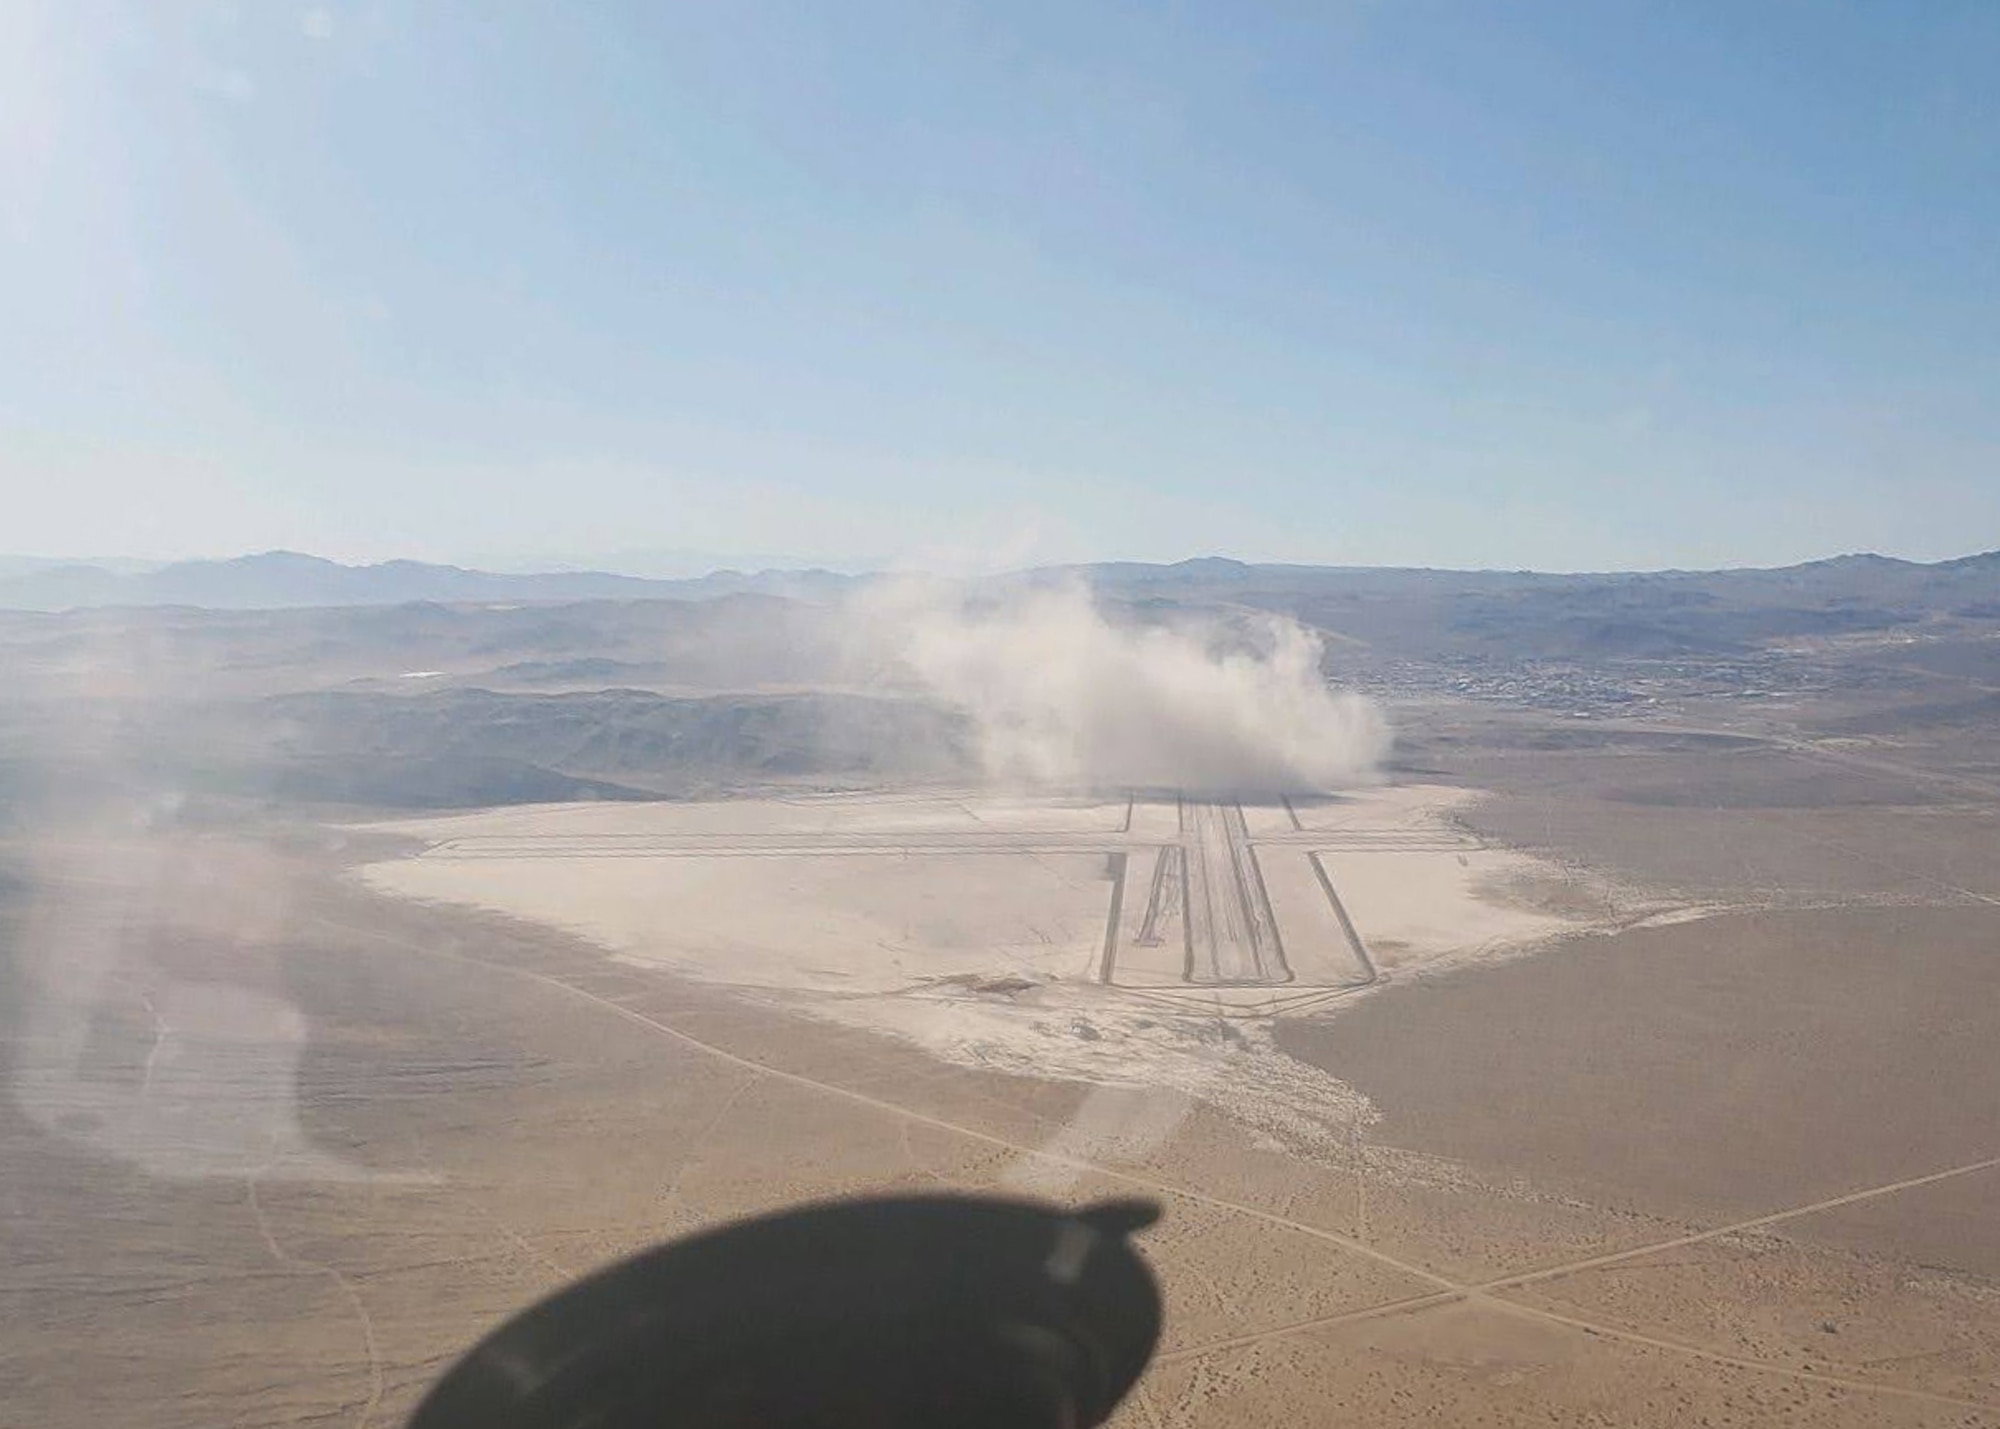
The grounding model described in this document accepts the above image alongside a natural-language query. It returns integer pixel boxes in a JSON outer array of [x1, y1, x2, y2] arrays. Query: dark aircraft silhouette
[[408, 1193, 1163, 1429]]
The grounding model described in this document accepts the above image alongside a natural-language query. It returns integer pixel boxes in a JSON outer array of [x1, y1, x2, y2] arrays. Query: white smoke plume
[[855, 578, 1390, 793]]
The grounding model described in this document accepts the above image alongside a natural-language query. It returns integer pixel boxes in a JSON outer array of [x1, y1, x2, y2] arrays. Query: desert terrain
[[6, 555, 2000, 1426]]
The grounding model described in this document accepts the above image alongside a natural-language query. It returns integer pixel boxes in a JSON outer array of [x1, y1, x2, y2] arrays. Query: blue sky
[[3, 1, 1996, 570]]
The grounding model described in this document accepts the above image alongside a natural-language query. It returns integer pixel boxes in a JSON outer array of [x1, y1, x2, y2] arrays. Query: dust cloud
[[854, 578, 1390, 794]]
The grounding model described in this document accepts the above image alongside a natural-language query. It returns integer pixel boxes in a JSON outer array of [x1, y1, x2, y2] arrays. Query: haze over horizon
[[10, 540, 2000, 583], [6, 2, 1997, 570], [8, 541, 2000, 582]]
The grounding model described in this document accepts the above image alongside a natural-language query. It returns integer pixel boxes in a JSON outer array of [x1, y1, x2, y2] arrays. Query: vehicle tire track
[[314, 915, 2000, 1415], [1161, 1148, 2000, 1409], [1475, 1150, 2000, 1295], [246, 1174, 385, 1429], [313, 915, 1460, 1291]]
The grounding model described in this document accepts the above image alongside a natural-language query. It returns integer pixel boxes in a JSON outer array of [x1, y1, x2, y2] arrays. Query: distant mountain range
[[1, 547, 1998, 613], [0, 550, 861, 610]]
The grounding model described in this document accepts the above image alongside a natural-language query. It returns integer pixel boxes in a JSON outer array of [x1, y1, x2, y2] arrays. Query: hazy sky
[[4, 1, 1996, 571]]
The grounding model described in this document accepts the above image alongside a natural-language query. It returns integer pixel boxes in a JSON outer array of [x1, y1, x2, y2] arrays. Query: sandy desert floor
[[357, 784, 1619, 1145], [7, 757, 2000, 1426]]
